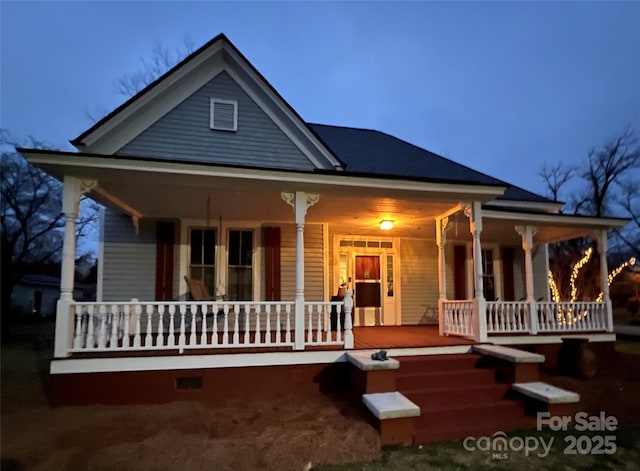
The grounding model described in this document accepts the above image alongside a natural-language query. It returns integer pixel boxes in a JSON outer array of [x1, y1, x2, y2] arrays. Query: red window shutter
[[155, 222, 175, 301], [264, 227, 281, 301], [453, 245, 467, 300], [502, 247, 515, 301]]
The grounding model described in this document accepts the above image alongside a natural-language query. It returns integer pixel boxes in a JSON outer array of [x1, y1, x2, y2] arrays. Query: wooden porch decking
[[353, 326, 474, 349]]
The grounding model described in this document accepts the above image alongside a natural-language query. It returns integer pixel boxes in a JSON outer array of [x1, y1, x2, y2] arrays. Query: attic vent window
[[210, 98, 238, 131]]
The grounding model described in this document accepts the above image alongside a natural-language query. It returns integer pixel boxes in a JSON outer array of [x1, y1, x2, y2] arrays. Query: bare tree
[[538, 161, 575, 207], [540, 127, 640, 300], [113, 36, 195, 98], [1, 131, 98, 337]]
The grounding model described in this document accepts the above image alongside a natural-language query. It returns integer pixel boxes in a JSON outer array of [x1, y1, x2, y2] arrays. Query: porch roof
[[482, 207, 629, 245], [19, 148, 507, 238]]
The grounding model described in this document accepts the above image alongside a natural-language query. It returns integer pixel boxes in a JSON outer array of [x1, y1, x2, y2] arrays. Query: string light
[[569, 247, 592, 303], [548, 254, 637, 326], [596, 257, 637, 302]]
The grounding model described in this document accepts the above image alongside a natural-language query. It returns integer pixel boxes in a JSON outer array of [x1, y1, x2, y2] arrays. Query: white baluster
[[316, 305, 322, 343], [201, 304, 208, 346], [167, 305, 175, 347], [87, 305, 95, 349], [178, 304, 187, 351], [285, 304, 292, 344], [133, 304, 142, 348], [343, 290, 354, 349], [255, 304, 262, 344], [275, 304, 281, 345], [265, 304, 272, 345], [156, 304, 165, 347], [212, 304, 219, 346], [233, 304, 240, 345], [123, 305, 131, 347], [307, 304, 313, 343], [97, 305, 107, 348], [222, 305, 229, 346], [188, 303, 196, 345], [73, 304, 83, 349], [146, 305, 154, 347], [109, 304, 118, 349]]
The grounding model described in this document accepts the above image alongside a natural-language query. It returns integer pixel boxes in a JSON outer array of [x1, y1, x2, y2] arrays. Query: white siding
[[533, 244, 550, 301], [102, 209, 156, 301], [400, 238, 439, 324], [280, 223, 325, 301], [117, 71, 314, 171]]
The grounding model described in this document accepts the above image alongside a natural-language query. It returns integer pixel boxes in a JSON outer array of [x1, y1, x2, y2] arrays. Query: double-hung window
[[227, 230, 253, 301]]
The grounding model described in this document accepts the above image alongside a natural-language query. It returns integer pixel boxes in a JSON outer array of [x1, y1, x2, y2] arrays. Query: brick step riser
[[397, 355, 482, 373], [415, 402, 527, 428], [396, 370, 496, 390], [402, 384, 511, 405], [415, 417, 538, 444]]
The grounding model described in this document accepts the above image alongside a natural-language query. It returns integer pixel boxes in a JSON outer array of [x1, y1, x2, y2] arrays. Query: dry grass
[[1, 341, 380, 471]]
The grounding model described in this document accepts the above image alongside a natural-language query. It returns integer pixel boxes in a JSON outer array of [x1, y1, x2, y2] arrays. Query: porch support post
[[516, 225, 539, 334], [436, 216, 452, 336], [282, 191, 319, 350], [466, 202, 487, 342], [597, 230, 613, 332], [55, 177, 96, 358]]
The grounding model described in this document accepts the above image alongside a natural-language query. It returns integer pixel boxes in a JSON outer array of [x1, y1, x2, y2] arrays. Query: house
[[11, 275, 94, 318], [19, 34, 625, 443]]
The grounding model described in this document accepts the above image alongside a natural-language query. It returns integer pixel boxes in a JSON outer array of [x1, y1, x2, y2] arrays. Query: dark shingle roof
[[308, 123, 553, 204]]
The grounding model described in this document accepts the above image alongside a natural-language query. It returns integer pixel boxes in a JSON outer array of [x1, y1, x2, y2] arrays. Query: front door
[[354, 255, 382, 326]]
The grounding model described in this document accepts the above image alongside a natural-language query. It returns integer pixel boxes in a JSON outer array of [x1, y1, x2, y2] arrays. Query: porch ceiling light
[[380, 220, 394, 230]]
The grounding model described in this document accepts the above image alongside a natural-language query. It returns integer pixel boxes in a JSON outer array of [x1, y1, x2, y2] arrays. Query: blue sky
[[2, 1, 639, 198]]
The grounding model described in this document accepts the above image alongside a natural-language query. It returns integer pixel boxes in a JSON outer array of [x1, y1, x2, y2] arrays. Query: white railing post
[[529, 300, 539, 335], [516, 225, 539, 335], [597, 230, 614, 332], [474, 297, 488, 342], [343, 289, 354, 349]]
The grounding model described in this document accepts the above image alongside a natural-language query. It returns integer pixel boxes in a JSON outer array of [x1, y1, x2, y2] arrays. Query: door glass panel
[[386, 255, 394, 297]]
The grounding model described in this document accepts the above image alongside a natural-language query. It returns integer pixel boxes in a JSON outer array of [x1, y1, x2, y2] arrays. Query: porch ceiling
[[24, 151, 507, 239]]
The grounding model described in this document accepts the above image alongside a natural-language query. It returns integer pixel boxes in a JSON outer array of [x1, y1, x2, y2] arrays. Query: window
[[210, 98, 238, 131], [228, 230, 253, 301], [482, 249, 496, 301], [189, 228, 216, 296]]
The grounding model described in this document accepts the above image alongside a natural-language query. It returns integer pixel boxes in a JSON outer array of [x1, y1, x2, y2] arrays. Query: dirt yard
[[0, 339, 380, 471], [2, 326, 639, 471]]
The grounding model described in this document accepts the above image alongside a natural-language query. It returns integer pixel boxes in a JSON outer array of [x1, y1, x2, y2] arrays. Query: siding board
[[117, 72, 314, 171], [102, 209, 156, 301], [280, 223, 324, 301], [400, 239, 439, 324]]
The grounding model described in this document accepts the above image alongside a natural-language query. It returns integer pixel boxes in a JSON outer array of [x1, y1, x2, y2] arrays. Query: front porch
[[63, 296, 613, 359]]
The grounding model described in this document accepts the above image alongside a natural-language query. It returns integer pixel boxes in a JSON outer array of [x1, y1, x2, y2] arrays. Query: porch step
[[396, 353, 536, 444], [415, 401, 536, 443]]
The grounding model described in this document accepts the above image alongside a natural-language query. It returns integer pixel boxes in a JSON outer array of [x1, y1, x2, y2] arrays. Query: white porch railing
[[445, 299, 611, 339], [68, 299, 348, 354], [486, 301, 530, 334], [442, 300, 475, 336], [535, 301, 609, 333]]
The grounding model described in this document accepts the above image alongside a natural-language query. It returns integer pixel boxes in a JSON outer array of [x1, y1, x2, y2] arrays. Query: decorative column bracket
[[281, 191, 320, 350]]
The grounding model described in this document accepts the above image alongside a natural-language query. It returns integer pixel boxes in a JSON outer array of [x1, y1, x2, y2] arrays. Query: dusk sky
[[2, 1, 639, 199]]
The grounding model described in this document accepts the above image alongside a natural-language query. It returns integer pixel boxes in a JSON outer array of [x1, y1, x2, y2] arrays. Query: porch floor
[[353, 326, 474, 349]]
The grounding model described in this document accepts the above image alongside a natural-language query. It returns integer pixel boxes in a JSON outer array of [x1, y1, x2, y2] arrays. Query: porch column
[[55, 177, 96, 358], [516, 225, 539, 334], [436, 216, 452, 336], [282, 191, 319, 350], [465, 202, 487, 342], [597, 230, 613, 332]]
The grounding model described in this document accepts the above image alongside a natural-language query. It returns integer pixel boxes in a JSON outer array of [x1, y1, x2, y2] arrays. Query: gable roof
[[71, 33, 344, 171], [308, 123, 555, 205]]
